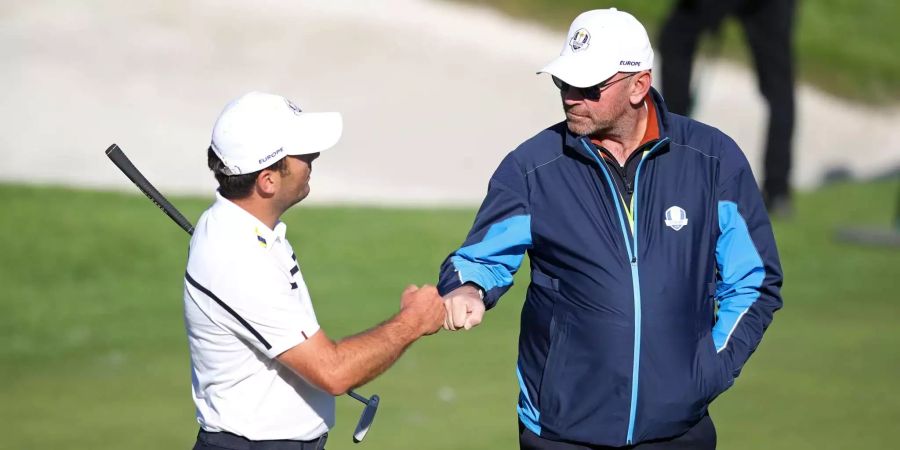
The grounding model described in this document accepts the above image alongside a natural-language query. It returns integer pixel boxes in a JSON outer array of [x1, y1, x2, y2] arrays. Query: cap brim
[[284, 112, 343, 156], [537, 54, 618, 88]]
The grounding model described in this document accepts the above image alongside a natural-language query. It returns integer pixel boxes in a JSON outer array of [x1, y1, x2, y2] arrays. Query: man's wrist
[[393, 308, 426, 340], [460, 282, 485, 300]]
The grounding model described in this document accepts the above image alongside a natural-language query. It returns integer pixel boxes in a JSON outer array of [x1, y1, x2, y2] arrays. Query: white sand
[[2, 0, 897, 205]]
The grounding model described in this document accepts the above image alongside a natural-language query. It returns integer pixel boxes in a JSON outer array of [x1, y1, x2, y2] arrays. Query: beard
[[565, 109, 604, 136], [562, 92, 630, 137]]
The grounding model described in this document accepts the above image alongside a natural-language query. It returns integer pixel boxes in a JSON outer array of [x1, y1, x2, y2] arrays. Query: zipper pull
[[631, 257, 637, 264]]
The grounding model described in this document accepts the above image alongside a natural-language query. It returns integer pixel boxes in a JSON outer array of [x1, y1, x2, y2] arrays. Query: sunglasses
[[552, 72, 639, 100]]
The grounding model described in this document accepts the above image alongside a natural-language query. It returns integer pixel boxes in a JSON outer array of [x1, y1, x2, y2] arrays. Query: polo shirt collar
[[213, 191, 287, 249]]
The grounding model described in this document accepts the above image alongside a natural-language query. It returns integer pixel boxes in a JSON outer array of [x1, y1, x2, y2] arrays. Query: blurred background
[[1, 0, 898, 449]]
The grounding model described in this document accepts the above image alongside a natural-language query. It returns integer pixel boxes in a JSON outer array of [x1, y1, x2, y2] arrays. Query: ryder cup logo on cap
[[538, 8, 654, 89], [210, 91, 342, 175], [569, 28, 590, 52]]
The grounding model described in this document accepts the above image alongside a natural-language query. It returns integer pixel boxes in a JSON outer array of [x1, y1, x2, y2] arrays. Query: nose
[[562, 88, 585, 104]]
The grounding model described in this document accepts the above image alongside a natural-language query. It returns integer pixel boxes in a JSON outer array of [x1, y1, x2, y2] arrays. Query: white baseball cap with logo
[[538, 8, 654, 88], [210, 91, 342, 175]]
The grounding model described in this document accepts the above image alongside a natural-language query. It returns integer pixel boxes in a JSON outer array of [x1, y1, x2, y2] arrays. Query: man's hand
[[443, 283, 486, 331], [278, 284, 446, 395], [399, 284, 446, 336]]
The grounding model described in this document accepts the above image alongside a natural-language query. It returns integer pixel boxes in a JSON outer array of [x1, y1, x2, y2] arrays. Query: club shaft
[[347, 390, 368, 404]]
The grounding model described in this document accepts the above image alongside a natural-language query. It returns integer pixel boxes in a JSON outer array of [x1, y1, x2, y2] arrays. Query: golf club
[[347, 391, 380, 443]]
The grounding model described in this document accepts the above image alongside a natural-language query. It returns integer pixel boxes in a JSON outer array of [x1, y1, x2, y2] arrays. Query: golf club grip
[[105, 144, 195, 235]]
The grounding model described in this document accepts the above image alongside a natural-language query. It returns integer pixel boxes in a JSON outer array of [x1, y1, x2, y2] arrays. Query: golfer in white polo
[[183, 92, 445, 450]]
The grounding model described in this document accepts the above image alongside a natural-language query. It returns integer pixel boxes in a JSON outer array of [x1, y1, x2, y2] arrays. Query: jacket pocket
[[697, 332, 732, 403], [537, 301, 568, 423], [532, 268, 560, 292], [531, 269, 566, 422]]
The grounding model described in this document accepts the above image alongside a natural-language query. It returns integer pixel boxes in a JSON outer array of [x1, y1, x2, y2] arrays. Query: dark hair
[[207, 147, 288, 199]]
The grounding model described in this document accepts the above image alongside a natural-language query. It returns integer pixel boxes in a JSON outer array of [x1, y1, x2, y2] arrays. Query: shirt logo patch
[[569, 28, 590, 52], [664, 206, 688, 231], [255, 227, 268, 247]]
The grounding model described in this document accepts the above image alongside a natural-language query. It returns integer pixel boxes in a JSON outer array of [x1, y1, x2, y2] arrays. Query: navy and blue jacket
[[438, 88, 783, 447]]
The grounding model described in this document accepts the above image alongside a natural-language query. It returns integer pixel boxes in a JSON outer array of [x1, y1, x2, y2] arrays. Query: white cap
[[538, 8, 654, 88], [210, 91, 342, 175]]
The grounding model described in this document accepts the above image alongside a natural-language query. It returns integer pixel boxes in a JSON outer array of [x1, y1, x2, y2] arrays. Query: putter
[[105, 143, 381, 443], [348, 391, 380, 443]]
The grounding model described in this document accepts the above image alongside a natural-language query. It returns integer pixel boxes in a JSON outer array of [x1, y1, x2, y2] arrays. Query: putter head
[[352, 394, 379, 443]]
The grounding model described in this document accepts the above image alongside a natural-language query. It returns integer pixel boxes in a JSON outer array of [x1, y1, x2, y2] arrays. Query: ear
[[629, 71, 653, 105], [255, 169, 279, 197]]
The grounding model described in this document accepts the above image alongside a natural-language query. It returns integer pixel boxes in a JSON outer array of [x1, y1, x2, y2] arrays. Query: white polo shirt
[[183, 192, 334, 441]]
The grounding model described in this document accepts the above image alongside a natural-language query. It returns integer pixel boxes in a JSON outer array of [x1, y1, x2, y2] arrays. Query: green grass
[[448, 0, 900, 104], [1, 180, 898, 449]]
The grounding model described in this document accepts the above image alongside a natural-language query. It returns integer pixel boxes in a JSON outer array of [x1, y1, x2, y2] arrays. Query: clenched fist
[[443, 283, 486, 331], [399, 284, 446, 336]]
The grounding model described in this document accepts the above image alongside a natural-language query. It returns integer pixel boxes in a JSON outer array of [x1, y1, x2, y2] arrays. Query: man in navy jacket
[[438, 8, 783, 449]]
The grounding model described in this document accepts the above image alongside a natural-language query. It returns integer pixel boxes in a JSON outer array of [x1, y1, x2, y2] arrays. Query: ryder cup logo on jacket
[[664, 206, 688, 231], [569, 28, 590, 52]]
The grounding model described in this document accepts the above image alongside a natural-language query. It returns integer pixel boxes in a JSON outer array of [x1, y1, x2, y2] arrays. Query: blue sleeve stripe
[[517, 365, 541, 435], [714, 201, 765, 352], [451, 214, 532, 291]]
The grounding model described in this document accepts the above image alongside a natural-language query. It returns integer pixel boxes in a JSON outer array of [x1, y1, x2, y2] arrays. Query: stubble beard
[[565, 108, 613, 137], [566, 116, 601, 136], [563, 97, 629, 138]]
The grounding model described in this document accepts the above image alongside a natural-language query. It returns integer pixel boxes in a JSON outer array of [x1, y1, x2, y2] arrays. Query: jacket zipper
[[580, 137, 669, 445]]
